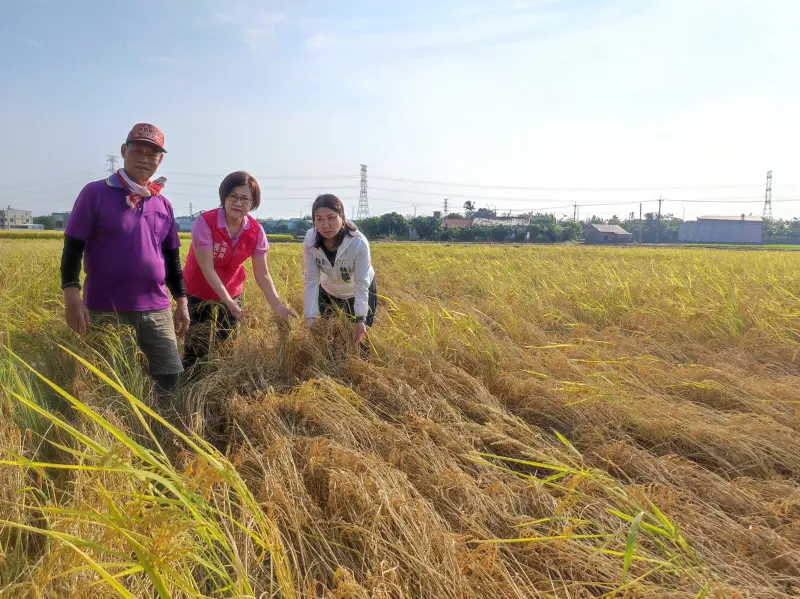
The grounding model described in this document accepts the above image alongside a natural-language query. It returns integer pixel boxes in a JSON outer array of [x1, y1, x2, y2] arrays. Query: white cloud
[[306, 33, 332, 50], [240, 11, 285, 50], [195, 5, 285, 50], [17, 35, 42, 48]]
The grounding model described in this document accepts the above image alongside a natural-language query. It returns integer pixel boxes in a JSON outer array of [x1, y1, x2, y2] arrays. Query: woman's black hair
[[312, 194, 357, 249]]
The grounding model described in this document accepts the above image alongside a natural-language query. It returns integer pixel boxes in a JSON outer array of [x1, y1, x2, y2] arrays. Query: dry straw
[[0, 239, 799, 598]]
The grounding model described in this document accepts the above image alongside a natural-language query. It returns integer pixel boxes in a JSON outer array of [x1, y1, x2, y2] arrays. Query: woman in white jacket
[[303, 194, 377, 343]]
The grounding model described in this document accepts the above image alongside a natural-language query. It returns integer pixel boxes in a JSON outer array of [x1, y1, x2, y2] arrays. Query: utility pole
[[639, 202, 642, 244], [573, 202, 578, 222], [656, 195, 663, 245], [356, 164, 369, 219], [189, 202, 193, 217], [106, 155, 119, 175], [763, 170, 772, 220]]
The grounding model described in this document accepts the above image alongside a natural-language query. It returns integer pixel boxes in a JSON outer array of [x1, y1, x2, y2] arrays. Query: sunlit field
[[1, 239, 799, 598]]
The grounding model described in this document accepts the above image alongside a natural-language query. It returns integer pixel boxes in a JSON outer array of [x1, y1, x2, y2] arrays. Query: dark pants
[[319, 278, 378, 326], [183, 295, 241, 371]]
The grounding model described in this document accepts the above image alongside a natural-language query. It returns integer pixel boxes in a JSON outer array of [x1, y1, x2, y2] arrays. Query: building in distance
[[443, 218, 474, 229], [678, 215, 763, 244], [51, 212, 71, 230], [0, 206, 33, 229], [583, 224, 634, 244]]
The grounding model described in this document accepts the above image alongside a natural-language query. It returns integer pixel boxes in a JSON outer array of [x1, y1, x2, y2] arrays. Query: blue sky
[[2, 0, 799, 220]]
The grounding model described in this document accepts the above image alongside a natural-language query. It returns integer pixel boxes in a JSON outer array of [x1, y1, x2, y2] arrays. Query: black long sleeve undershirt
[[61, 234, 186, 300], [162, 246, 186, 299], [61, 235, 85, 289]]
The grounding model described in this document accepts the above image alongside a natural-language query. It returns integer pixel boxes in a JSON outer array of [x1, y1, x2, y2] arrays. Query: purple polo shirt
[[65, 174, 181, 312]]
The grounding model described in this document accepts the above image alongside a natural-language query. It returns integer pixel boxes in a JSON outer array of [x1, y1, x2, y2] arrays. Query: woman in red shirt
[[182, 171, 296, 370]]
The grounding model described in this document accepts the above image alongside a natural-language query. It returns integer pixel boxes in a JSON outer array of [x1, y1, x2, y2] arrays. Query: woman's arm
[[252, 253, 296, 319], [352, 238, 373, 321], [195, 247, 241, 316], [303, 244, 321, 324]]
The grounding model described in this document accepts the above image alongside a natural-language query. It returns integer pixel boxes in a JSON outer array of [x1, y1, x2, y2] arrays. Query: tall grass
[[1, 239, 799, 597]]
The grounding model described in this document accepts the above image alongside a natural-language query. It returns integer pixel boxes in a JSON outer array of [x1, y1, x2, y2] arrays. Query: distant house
[[583, 224, 633, 244], [443, 218, 473, 228], [678, 215, 762, 244]]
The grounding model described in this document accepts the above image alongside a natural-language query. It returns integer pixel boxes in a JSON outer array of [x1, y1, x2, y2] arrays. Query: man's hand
[[174, 297, 190, 342], [305, 317, 317, 330], [64, 287, 90, 336]]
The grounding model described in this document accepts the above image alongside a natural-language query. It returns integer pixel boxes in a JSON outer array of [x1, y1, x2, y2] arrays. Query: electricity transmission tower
[[356, 164, 369, 219], [763, 170, 772, 220], [106, 155, 119, 175]]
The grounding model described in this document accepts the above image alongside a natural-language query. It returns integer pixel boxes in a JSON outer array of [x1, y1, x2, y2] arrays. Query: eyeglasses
[[226, 194, 253, 206], [126, 145, 163, 161]]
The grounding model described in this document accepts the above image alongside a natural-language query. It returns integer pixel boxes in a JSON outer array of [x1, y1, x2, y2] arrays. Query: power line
[[165, 181, 356, 191], [160, 170, 357, 180], [369, 187, 800, 204], [7, 169, 102, 193], [369, 175, 769, 192]]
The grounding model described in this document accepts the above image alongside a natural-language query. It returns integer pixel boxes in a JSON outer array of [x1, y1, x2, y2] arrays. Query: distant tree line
[[354, 210, 583, 243], [762, 218, 800, 244]]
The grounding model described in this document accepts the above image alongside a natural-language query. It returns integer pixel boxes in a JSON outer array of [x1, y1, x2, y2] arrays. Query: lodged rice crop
[[0, 239, 799, 598]]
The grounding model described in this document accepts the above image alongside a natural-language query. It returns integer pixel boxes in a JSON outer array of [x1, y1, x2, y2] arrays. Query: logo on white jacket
[[339, 266, 351, 282]]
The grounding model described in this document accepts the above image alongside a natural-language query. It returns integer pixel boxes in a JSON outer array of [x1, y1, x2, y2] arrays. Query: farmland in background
[[1, 239, 799, 598]]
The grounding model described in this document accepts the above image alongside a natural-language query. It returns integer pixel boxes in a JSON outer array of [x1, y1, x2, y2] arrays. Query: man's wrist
[[355, 316, 366, 324]]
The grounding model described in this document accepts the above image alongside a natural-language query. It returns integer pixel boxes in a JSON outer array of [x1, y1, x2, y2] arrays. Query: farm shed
[[583, 224, 633, 244], [443, 218, 473, 228], [678, 215, 763, 244]]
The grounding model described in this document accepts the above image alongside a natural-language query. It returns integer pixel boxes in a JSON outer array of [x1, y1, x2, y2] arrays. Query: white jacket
[[303, 227, 375, 319]]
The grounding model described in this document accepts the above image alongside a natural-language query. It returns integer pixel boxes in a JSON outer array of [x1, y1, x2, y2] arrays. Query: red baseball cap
[[125, 123, 167, 153]]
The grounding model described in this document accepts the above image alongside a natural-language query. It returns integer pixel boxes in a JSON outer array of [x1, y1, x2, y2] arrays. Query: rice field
[[1, 238, 799, 598]]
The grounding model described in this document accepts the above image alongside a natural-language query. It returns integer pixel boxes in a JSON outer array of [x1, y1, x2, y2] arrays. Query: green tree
[[276, 220, 289, 234], [409, 215, 441, 240], [33, 216, 55, 230], [463, 201, 476, 218], [473, 207, 496, 218], [355, 217, 381, 239], [378, 212, 409, 236]]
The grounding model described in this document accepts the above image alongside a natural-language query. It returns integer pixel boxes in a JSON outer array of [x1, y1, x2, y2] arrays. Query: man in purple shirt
[[60, 123, 190, 393]]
